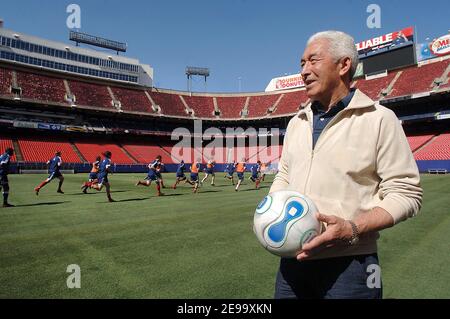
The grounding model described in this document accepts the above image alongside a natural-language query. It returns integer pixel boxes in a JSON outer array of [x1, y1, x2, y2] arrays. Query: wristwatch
[[347, 220, 360, 246]]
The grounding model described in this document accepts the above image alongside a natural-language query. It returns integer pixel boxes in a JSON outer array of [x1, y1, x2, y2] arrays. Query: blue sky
[[1, 0, 449, 92]]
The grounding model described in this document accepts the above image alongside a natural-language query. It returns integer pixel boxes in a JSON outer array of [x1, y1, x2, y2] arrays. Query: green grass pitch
[[0, 173, 449, 298]]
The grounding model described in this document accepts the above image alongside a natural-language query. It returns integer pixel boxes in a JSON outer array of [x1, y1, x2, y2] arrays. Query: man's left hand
[[296, 212, 354, 261]]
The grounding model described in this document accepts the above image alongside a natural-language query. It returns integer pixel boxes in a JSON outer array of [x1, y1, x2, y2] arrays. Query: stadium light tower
[[186, 67, 210, 92]]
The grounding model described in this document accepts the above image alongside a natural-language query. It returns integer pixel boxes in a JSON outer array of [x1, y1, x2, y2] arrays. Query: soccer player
[[224, 160, 236, 185], [90, 151, 114, 202], [81, 156, 101, 194], [190, 158, 201, 193], [250, 161, 262, 189], [201, 159, 216, 186], [172, 160, 193, 189], [234, 158, 247, 191], [155, 156, 166, 188], [136, 155, 163, 196], [0, 148, 14, 207], [260, 162, 268, 181], [35, 151, 64, 195]]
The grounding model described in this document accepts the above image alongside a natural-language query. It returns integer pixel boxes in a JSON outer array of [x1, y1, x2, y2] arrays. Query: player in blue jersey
[[81, 156, 101, 194], [172, 160, 193, 189], [249, 160, 262, 189], [224, 160, 236, 185], [136, 155, 163, 196], [35, 151, 64, 195], [90, 151, 114, 202], [201, 159, 216, 186], [0, 148, 15, 207]]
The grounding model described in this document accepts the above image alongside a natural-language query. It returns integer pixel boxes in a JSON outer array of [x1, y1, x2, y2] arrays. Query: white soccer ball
[[253, 190, 321, 257]]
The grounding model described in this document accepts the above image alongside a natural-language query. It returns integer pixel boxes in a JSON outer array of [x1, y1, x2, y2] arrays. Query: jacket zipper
[[302, 108, 349, 193]]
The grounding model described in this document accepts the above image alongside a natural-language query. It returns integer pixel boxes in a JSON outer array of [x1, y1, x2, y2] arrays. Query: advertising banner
[[265, 73, 304, 92], [356, 26, 414, 57], [417, 33, 450, 61]]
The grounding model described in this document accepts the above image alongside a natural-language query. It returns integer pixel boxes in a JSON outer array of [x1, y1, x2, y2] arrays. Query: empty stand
[[18, 139, 81, 163], [407, 135, 434, 152], [182, 95, 215, 118], [272, 90, 308, 115], [414, 133, 450, 160], [353, 72, 397, 100], [111, 87, 153, 113], [75, 142, 135, 164], [216, 97, 246, 118], [147, 91, 187, 117], [0, 68, 12, 96], [247, 94, 280, 118], [69, 80, 113, 109], [16, 71, 67, 103], [390, 60, 450, 98], [122, 144, 166, 164]]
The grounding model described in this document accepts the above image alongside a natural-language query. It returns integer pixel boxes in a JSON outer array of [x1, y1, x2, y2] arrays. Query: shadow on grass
[[68, 190, 128, 196], [14, 201, 69, 207], [109, 197, 149, 203]]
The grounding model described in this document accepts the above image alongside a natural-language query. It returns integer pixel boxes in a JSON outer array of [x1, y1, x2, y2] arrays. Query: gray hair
[[307, 31, 359, 79]]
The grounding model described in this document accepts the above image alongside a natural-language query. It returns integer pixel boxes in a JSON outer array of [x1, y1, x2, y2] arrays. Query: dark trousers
[[274, 253, 382, 299]]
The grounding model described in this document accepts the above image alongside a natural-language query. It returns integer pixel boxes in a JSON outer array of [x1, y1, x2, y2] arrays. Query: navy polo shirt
[[311, 89, 355, 149]]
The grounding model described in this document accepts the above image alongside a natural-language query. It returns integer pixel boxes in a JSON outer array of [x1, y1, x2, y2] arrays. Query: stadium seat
[[390, 59, 450, 98], [272, 90, 308, 115], [147, 91, 188, 117], [69, 80, 114, 109], [75, 142, 135, 164], [407, 135, 435, 152], [122, 144, 168, 164], [182, 95, 215, 118], [216, 96, 247, 118], [246, 94, 281, 118], [18, 139, 81, 163], [0, 68, 12, 96], [414, 133, 450, 160], [111, 87, 153, 113], [353, 72, 397, 100], [16, 71, 67, 104]]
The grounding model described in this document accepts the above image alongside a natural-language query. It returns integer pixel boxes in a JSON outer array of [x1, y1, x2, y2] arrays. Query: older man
[[270, 31, 422, 299]]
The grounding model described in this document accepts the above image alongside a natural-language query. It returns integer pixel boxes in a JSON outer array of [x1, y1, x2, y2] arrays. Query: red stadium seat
[[122, 144, 167, 164], [407, 135, 435, 152], [414, 133, 450, 160], [182, 95, 215, 118], [390, 59, 450, 98], [147, 91, 188, 117], [111, 87, 153, 113], [75, 142, 135, 164], [0, 68, 12, 96], [16, 71, 67, 104], [353, 72, 397, 100], [272, 90, 308, 115], [216, 96, 247, 118], [69, 80, 114, 109], [18, 139, 81, 163], [247, 94, 281, 118]]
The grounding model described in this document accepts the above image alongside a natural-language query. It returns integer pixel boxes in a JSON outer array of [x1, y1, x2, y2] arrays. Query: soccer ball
[[253, 190, 321, 257]]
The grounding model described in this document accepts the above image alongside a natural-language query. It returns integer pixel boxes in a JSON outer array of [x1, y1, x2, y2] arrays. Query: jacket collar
[[297, 89, 375, 119]]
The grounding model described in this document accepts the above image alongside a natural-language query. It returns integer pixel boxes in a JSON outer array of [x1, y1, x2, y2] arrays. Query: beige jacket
[[270, 89, 423, 259]]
